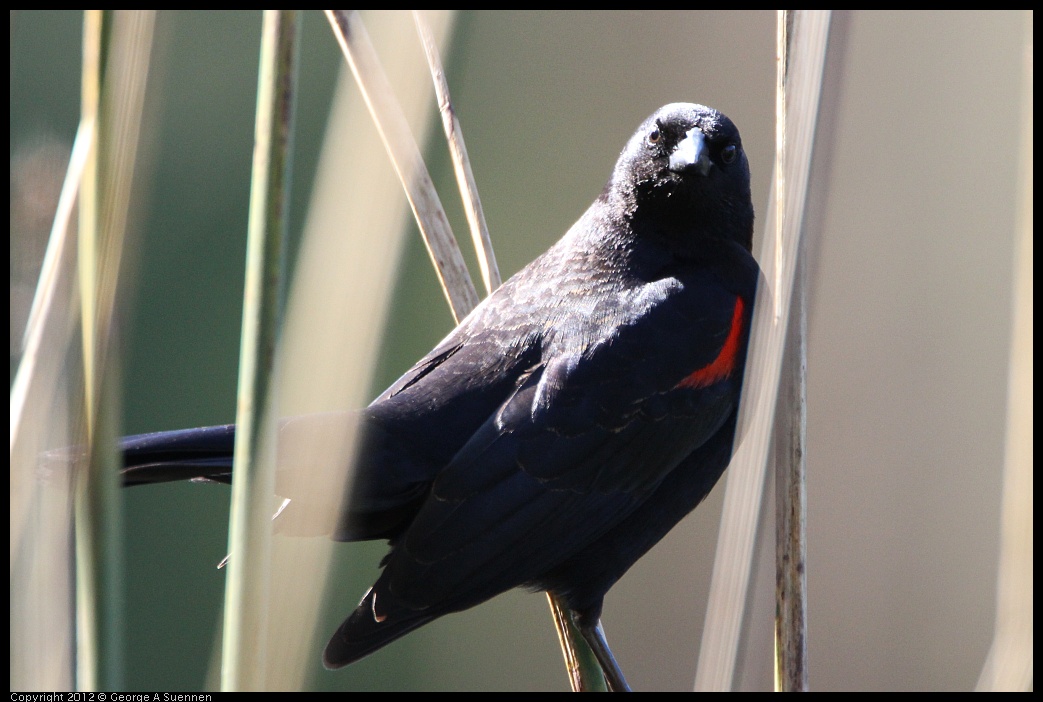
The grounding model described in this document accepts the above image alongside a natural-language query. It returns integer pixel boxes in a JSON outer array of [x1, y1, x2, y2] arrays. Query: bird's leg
[[573, 611, 632, 692]]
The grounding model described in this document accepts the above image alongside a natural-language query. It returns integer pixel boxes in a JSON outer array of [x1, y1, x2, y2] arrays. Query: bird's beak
[[668, 127, 711, 176]]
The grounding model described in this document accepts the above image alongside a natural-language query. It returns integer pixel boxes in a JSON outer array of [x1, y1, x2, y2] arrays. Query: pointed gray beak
[[668, 127, 711, 176]]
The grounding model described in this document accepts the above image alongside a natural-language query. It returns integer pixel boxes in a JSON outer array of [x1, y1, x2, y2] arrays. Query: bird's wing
[[327, 296, 545, 538], [382, 267, 754, 609]]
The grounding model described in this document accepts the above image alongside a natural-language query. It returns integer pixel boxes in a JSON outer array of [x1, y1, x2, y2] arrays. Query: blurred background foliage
[[10, 10, 1028, 691]]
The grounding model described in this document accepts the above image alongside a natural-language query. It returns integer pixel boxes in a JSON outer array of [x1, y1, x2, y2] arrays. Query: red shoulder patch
[[676, 296, 746, 390]]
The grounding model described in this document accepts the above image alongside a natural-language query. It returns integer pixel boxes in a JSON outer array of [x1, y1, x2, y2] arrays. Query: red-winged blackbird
[[122, 103, 758, 690]]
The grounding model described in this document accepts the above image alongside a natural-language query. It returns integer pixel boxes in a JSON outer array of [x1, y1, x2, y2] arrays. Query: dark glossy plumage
[[122, 103, 758, 687]]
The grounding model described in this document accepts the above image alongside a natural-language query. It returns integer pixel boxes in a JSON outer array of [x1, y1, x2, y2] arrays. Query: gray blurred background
[[10, 10, 1029, 691]]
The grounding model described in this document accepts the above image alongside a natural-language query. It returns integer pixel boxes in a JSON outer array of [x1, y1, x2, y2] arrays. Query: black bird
[[122, 103, 758, 691]]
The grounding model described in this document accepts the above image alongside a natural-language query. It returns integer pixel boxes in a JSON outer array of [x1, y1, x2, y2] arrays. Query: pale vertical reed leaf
[[263, 11, 456, 690], [221, 10, 298, 691], [695, 10, 831, 691], [74, 10, 155, 691]]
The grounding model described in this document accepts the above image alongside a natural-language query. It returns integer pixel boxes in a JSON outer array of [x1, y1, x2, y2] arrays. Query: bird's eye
[[647, 128, 661, 146], [721, 144, 738, 164]]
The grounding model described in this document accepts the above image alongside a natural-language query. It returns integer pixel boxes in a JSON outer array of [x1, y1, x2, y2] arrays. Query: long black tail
[[119, 412, 417, 541], [120, 424, 236, 487]]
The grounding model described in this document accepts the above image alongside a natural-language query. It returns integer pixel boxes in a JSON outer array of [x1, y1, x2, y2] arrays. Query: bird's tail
[[120, 424, 236, 487], [118, 416, 367, 539], [323, 582, 438, 669], [119, 412, 430, 543]]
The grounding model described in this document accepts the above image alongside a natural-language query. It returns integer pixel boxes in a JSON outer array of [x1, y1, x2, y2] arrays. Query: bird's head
[[606, 103, 754, 253]]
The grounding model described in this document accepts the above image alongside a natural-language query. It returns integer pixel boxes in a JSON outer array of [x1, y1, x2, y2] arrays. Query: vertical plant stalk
[[76, 11, 102, 435], [773, 267, 810, 692], [694, 10, 831, 691], [412, 9, 501, 294], [773, 223, 809, 691], [74, 13, 105, 675], [773, 10, 810, 692], [546, 591, 608, 691], [74, 10, 155, 691], [221, 10, 298, 691], [547, 595, 609, 692], [325, 9, 479, 322]]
